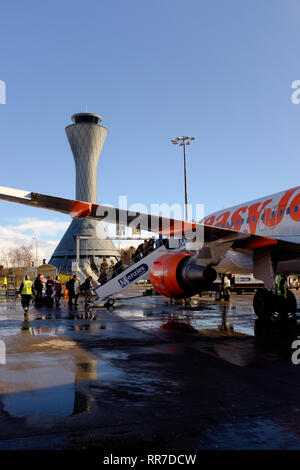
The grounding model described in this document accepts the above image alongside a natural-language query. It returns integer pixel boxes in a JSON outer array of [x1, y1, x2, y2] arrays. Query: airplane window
[[222, 224, 224, 228], [271, 211, 275, 219], [241, 218, 244, 224], [252, 216, 256, 222], [226, 222, 229, 228], [231, 221, 234, 227], [287, 207, 290, 214], [247, 217, 250, 224], [279, 208, 283, 216], [294, 205, 298, 213], [261, 213, 265, 220], [236, 220, 239, 226]]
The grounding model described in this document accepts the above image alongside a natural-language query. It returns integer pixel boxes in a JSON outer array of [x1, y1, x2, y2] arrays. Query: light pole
[[171, 136, 195, 221], [32, 237, 38, 267]]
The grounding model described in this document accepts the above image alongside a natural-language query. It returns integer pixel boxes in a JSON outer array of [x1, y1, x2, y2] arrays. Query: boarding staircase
[[94, 245, 168, 301]]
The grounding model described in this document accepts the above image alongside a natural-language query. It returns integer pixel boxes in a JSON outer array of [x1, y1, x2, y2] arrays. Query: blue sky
[[0, 0, 300, 259]]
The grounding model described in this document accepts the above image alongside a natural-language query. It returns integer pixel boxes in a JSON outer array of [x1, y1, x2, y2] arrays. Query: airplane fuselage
[[204, 186, 300, 243], [203, 186, 300, 275]]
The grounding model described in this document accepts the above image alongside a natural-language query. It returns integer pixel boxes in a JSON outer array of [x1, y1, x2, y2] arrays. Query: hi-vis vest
[[276, 276, 287, 297], [22, 279, 32, 295], [2, 277, 7, 286]]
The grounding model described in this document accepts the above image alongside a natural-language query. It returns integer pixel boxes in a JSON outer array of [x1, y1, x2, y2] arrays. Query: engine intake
[[150, 252, 217, 298]]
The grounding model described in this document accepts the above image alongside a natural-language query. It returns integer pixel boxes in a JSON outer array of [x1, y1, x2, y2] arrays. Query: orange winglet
[[240, 237, 278, 249], [70, 201, 92, 219]]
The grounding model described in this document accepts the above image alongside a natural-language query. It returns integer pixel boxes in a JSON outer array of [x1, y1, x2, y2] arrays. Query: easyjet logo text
[[204, 187, 300, 236]]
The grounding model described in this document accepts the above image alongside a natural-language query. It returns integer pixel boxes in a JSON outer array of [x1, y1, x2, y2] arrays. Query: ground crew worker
[[276, 274, 288, 299], [18, 275, 33, 316], [276, 274, 289, 315], [2, 276, 7, 290]]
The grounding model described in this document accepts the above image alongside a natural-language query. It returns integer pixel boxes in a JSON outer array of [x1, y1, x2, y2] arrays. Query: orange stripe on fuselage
[[239, 237, 278, 249]]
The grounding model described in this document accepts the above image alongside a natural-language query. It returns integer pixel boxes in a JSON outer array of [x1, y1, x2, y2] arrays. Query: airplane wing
[[0, 185, 299, 257]]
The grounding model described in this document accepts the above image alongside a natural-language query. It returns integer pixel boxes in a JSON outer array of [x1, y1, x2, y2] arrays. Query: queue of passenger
[[97, 237, 163, 287], [18, 273, 94, 315], [133, 238, 156, 262], [66, 275, 93, 307], [17, 237, 164, 315]]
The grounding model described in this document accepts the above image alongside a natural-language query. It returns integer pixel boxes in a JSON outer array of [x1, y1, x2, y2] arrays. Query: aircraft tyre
[[275, 289, 297, 321], [253, 289, 275, 320], [286, 289, 297, 317]]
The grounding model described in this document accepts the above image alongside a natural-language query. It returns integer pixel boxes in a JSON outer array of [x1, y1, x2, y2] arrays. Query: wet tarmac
[[0, 289, 300, 450]]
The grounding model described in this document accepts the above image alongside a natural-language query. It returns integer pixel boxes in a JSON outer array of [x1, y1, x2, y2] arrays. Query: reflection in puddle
[[211, 341, 257, 367], [161, 319, 197, 334], [117, 297, 257, 336], [218, 305, 234, 332], [2, 383, 90, 422], [1, 335, 127, 426], [0, 336, 98, 425]]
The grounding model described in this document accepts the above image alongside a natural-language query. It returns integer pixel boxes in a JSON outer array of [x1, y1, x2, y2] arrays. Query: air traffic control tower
[[49, 113, 119, 272]]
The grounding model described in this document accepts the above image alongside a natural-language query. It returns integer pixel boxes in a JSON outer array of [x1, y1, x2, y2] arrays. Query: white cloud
[[6, 218, 70, 235], [0, 217, 157, 265], [0, 218, 70, 264]]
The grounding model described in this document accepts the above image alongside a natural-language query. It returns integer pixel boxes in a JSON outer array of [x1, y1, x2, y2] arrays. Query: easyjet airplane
[[0, 184, 299, 321]]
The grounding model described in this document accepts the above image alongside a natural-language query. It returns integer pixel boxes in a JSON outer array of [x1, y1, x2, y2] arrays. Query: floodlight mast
[[171, 136, 195, 221]]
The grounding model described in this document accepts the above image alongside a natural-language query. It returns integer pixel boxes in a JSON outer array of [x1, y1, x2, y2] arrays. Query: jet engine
[[150, 252, 217, 298]]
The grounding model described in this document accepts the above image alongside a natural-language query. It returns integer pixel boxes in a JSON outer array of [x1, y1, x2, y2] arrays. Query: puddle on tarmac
[[0, 298, 258, 339], [0, 360, 124, 426], [2, 383, 90, 424], [116, 299, 257, 336]]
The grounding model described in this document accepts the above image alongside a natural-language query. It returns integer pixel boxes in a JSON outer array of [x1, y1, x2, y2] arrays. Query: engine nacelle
[[150, 252, 217, 298]]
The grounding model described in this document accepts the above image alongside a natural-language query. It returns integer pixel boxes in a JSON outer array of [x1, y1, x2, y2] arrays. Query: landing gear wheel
[[286, 289, 297, 317], [253, 289, 275, 321], [185, 297, 191, 307], [276, 289, 297, 322]]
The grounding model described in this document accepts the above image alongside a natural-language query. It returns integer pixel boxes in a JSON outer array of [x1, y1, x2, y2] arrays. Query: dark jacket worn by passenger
[[34, 277, 43, 294], [81, 278, 92, 292], [54, 281, 62, 297], [98, 271, 107, 285], [68, 278, 76, 296], [46, 279, 55, 297]]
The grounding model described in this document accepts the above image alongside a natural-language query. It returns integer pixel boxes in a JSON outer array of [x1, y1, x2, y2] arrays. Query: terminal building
[[49, 113, 119, 273]]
